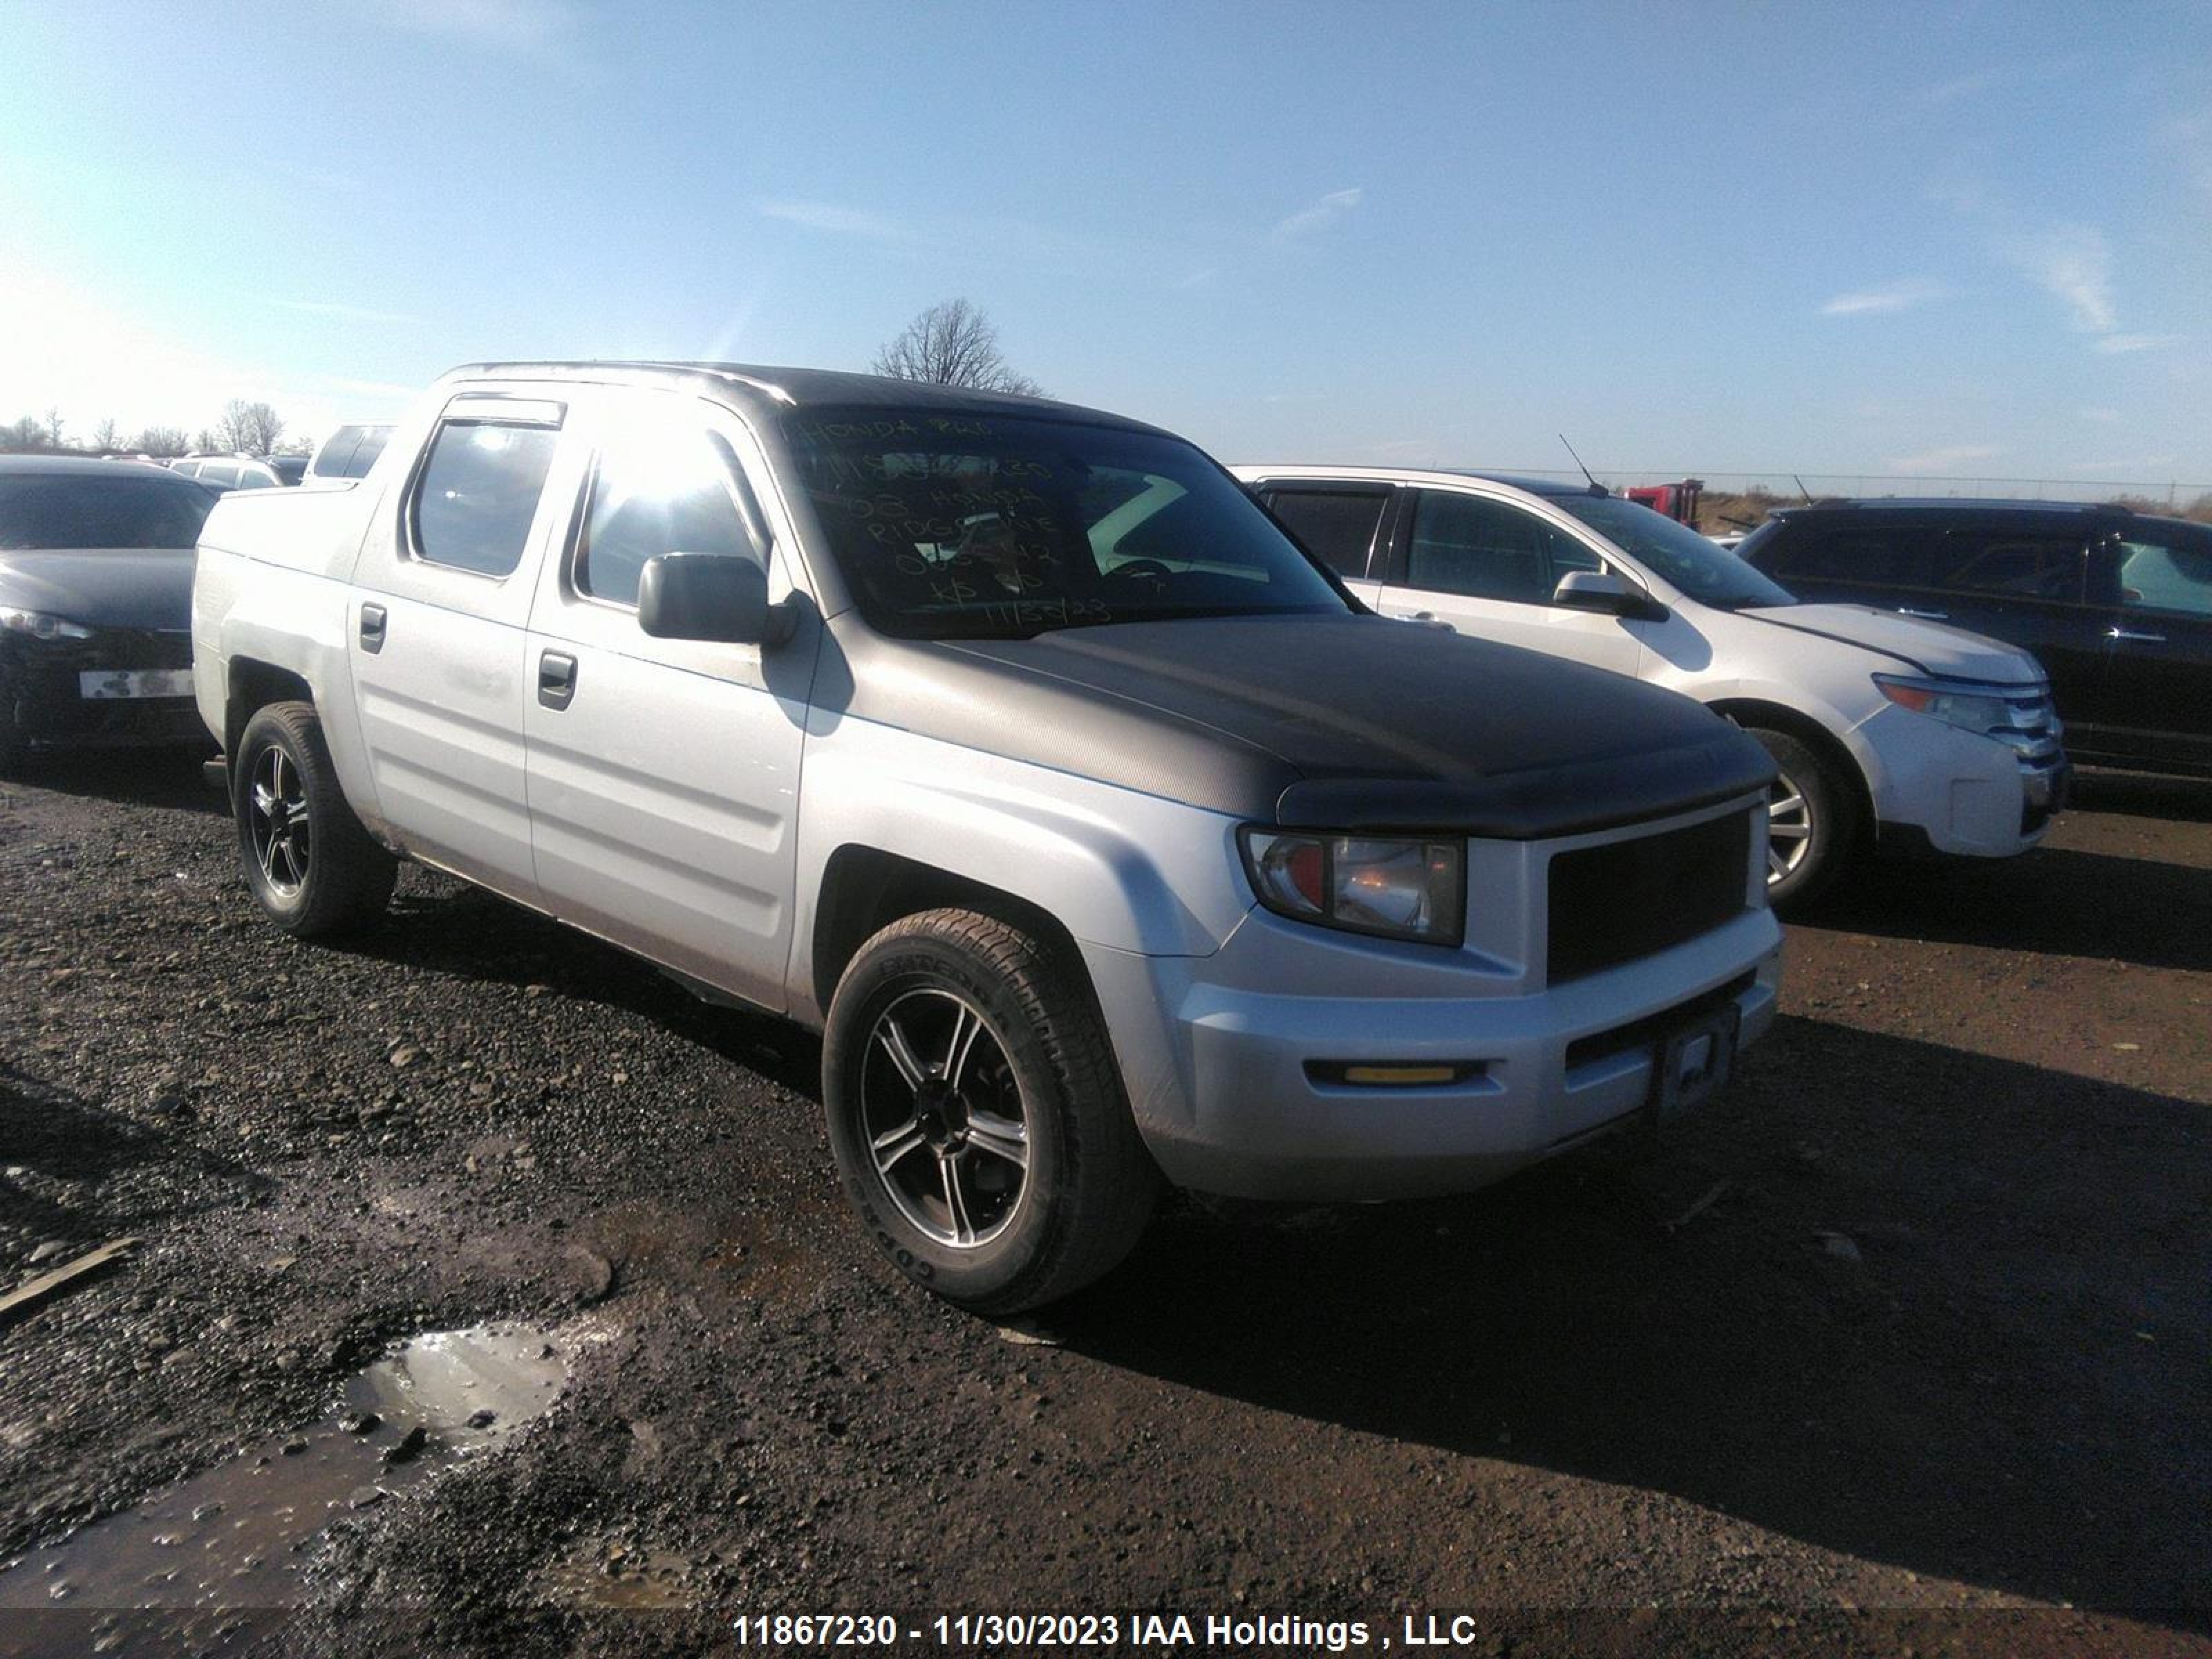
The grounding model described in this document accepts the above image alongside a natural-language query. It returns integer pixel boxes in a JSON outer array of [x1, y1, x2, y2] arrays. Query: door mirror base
[[1554, 569, 1668, 622]]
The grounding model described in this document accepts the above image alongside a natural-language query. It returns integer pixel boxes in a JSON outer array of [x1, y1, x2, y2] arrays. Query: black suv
[[1740, 500, 2212, 778]]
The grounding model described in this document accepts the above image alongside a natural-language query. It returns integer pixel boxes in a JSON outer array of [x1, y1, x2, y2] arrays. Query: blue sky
[[2, 0, 2207, 488]]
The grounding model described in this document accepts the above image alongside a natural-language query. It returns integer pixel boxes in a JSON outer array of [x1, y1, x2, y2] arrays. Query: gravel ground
[[0, 753, 2207, 1658]]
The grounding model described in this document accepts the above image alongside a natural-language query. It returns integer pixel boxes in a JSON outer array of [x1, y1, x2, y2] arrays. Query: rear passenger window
[[1770, 527, 1930, 588], [310, 430, 360, 478], [577, 422, 753, 607], [200, 462, 241, 489], [1929, 532, 2083, 601], [411, 421, 560, 577], [345, 428, 390, 478], [1264, 489, 1387, 579], [1407, 493, 1558, 604]]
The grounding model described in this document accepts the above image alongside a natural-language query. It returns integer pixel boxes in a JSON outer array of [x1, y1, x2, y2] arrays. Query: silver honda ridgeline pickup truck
[[192, 363, 1783, 1311]]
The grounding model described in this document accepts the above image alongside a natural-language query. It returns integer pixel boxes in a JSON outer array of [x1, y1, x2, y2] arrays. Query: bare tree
[[134, 426, 189, 456], [1, 415, 48, 452], [193, 428, 220, 455], [92, 418, 120, 452], [870, 299, 1044, 397], [43, 408, 66, 448], [218, 400, 284, 456]]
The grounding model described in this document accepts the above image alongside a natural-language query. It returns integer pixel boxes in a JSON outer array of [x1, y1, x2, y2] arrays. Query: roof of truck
[[1231, 464, 1613, 499], [1772, 497, 2131, 517], [444, 361, 1168, 436]]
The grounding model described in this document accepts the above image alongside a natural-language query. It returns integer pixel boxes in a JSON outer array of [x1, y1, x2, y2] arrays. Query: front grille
[[1564, 971, 1756, 1073], [1983, 682, 2065, 771], [1547, 810, 1753, 985]]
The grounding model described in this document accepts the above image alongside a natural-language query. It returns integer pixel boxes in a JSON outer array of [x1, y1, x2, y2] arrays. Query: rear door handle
[[2106, 627, 2166, 644], [359, 603, 386, 653], [538, 650, 578, 710], [1897, 607, 1949, 620]]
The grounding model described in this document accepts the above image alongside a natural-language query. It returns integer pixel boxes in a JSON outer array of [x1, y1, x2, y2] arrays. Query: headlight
[[1873, 674, 2012, 734], [0, 606, 95, 641], [1239, 829, 1465, 946]]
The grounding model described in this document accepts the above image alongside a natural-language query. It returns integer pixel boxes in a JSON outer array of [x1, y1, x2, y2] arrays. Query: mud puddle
[[0, 1320, 596, 1618]]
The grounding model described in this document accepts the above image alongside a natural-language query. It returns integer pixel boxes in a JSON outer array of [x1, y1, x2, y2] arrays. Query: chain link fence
[[1484, 467, 2212, 512]]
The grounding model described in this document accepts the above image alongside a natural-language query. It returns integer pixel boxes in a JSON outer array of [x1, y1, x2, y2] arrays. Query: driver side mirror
[[1553, 568, 1667, 622], [637, 552, 797, 645]]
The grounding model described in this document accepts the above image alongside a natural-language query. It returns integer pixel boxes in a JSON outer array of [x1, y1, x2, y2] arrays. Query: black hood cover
[[836, 612, 1772, 838]]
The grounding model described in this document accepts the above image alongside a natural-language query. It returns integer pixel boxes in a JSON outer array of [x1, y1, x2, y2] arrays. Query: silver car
[[191, 364, 1783, 1311]]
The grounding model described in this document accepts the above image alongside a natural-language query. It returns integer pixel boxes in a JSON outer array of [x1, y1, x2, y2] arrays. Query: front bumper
[[1, 628, 205, 750], [1087, 901, 1783, 1203], [1855, 700, 2068, 859]]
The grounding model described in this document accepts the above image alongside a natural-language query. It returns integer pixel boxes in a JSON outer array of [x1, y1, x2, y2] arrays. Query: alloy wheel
[[247, 744, 310, 897], [861, 987, 1030, 1249], [1766, 767, 1813, 885]]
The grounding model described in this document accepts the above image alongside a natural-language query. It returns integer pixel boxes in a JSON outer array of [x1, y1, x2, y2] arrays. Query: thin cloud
[[1888, 443, 2001, 474], [1273, 188, 1362, 241], [383, 0, 580, 55], [2094, 332, 2182, 355], [1914, 59, 2074, 109], [2009, 224, 2117, 332], [2159, 109, 2212, 196], [1916, 71, 1997, 106], [1820, 279, 1953, 317], [2076, 455, 2177, 474], [272, 297, 422, 326], [756, 198, 906, 241], [314, 374, 424, 402]]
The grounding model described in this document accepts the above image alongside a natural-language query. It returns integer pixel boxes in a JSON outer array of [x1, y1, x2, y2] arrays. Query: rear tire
[[233, 701, 396, 937], [822, 908, 1161, 1313], [1747, 726, 1855, 910]]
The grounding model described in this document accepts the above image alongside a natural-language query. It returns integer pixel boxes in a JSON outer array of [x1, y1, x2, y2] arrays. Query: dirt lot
[[0, 754, 2206, 1658]]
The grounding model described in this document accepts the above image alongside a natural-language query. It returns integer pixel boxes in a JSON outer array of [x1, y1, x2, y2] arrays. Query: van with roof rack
[[190, 364, 1784, 1311], [1738, 498, 2211, 780], [1235, 466, 2071, 906]]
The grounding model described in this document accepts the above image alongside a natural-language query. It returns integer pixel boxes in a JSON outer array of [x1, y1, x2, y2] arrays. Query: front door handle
[[538, 650, 577, 710], [359, 603, 386, 653], [2106, 627, 2166, 644], [1897, 607, 1949, 620]]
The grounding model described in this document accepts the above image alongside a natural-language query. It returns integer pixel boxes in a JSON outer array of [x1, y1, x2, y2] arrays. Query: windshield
[[785, 410, 1349, 639], [1553, 494, 1797, 610], [0, 473, 216, 550]]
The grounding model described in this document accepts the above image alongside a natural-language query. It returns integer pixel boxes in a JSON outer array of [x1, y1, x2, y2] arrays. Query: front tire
[[233, 701, 396, 937], [822, 908, 1161, 1313], [0, 668, 27, 778], [1747, 726, 1855, 910]]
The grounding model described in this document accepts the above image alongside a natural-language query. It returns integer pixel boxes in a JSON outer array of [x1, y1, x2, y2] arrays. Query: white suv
[[1237, 467, 2069, 905]]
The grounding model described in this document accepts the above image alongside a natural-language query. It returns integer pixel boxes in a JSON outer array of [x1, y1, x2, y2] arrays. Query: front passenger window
[[577, 422, 754, 608], [1407, 494, 1557, 604], [2112, 533, 2212, 619]]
